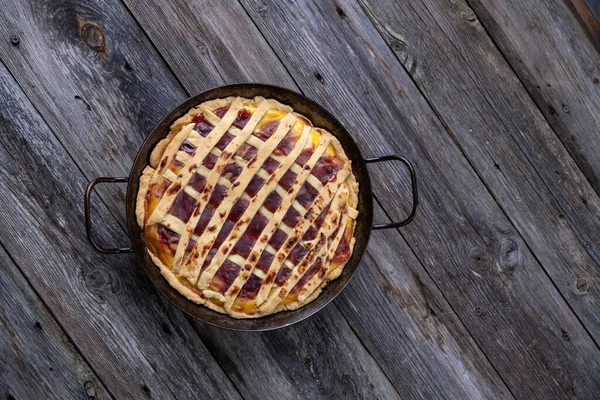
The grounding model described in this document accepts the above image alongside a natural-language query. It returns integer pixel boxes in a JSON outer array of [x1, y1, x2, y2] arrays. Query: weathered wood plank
[[121, 0, 513, 396], [335, 203, 512, 399], [356, 0, 600, 343], [0, 0, 405, 397], [191, 211, 511, 399], [0, 245, 111, 400], [194, 304, 401, 400], [0, 0, 184, 226], [121, 0, 296, 92], [465, 0, 600, 194], [0, 61, 242, 399], [236, 0, 600, 397]]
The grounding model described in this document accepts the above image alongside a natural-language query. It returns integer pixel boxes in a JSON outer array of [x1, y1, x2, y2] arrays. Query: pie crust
[[136, 96, 358, 318]]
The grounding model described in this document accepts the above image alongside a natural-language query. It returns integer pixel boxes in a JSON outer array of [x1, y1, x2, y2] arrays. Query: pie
[[136, 96, 358, 318]]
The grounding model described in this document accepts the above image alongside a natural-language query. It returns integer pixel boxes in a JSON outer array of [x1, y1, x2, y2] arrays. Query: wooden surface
[[0, 0, 599, 398]]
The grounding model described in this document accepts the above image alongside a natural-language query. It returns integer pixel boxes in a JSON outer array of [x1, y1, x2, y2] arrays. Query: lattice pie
[[136, 97, 358, 318]]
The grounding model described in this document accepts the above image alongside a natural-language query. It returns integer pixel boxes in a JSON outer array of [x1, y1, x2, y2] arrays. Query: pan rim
[[125, 83, 374, 331]]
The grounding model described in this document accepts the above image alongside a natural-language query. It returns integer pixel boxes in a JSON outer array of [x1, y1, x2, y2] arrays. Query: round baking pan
[[84, 84, 418, 331]]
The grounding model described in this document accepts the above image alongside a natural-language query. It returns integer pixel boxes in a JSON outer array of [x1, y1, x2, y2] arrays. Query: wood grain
[[466, 0, 600, 194], [189, 208, 512, 399], [0, 0, 405, 397], [335, 203, 512, 399], [0, 245, 111, 400], [122, 0, 296, 91], [2, 0, 598, 397], [355, 0, 600, 344], [0, 61, 241, 399], [0, 0, 185, 227], [193, 305, 401, 400], [121, 0, 513, 396], [237, 0, 600, 397]]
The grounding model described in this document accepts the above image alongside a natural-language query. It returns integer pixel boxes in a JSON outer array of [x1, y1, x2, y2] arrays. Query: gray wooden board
[[355, 0, 600, 343], [0, 0, 185, 227], [235, 0, 600, 397], [0, 61, 242, 399], [192, 305, 401, 400], [121, 0, 296, 92], [122, 0, 514, 397], [0, 0, 408, 398], [466, 0, 600, 195], [191, 206, 512, 399], [334, 203, 512, 399], [2, 0, 599, 397], [0, 245, 111, 400]]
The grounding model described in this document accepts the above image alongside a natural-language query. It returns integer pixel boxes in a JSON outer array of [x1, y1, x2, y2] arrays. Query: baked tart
[[136, 96, 359, 318]]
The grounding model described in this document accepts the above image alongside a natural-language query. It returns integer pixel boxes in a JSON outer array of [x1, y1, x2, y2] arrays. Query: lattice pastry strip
[[178, 112, 298, 282], [197, 145, 347, 294], [146, 99, 243, 226], [295, 211, 356, 304], [150, 123, 196, 184], [171, 99, 274, 273], [184, 124, 312, 288], [255, 162, 352, 305], [136, 96, 359, 318], [258, 186, 350, 314], [221, 133, 332, 310]]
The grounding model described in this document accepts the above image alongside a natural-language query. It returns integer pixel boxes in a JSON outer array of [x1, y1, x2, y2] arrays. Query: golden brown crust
[[148, 251, 204, 304], [136, 166, 154, 228], [136, 97, 359, 318]]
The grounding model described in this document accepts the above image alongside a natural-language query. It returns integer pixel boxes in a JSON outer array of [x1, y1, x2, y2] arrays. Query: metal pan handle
[[84, 177, 133, 254], [365, 155, 419, 230]]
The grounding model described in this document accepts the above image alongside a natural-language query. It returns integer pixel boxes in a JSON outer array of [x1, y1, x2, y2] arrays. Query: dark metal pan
[[84, 84, 418, 331]]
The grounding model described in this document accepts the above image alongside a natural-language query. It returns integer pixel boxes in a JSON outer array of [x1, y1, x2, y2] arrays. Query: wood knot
[[468, 247, 484, 262], [389, 38, 406, 53], [314, 72, 325, 84], [498, 238, 519, 275], [84, 268, 109, 292], [257, 5, 268, 17], [574, 277, 589, 294], [79, 21, 106, 53], [10, 35, 20, 46], [84, 381, 97, 399]]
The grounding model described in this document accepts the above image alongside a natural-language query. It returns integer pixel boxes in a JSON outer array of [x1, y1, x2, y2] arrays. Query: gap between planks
[[357, 0, 600, 351], [0, 241, 116, 400], [118, 0, 558, 396], [370, 194, 516, 397], [461, 0, 600, 200], [111, 1, 407, 396], [0, 57, 131, 243], [0, 56, 243, 399]]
